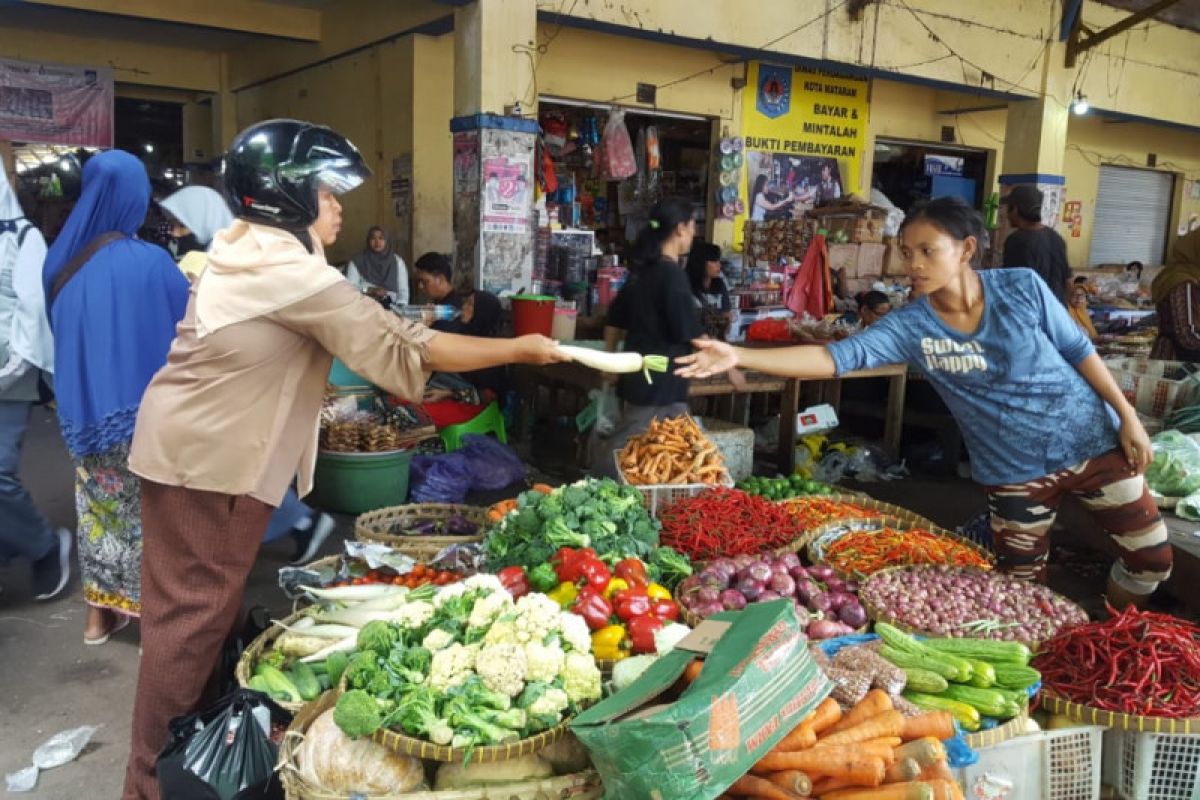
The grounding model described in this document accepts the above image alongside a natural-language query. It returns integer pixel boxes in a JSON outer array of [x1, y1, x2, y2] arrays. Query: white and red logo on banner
[[0, 57, 113, 148]]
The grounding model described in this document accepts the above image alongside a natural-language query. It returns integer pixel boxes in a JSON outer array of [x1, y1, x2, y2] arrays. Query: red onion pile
[[860, 565, 1088, 643], [676, 553, 868, 640]]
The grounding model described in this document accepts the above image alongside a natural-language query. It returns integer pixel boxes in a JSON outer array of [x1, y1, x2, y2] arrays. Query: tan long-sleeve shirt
[[129, 280, 434, 506]]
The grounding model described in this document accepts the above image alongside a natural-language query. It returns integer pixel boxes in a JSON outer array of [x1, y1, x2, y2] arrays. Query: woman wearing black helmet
[[120, 119, 566, 800]]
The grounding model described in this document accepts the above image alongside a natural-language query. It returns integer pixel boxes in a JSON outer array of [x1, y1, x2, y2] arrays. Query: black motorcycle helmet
[[220, 119, 370, 229]]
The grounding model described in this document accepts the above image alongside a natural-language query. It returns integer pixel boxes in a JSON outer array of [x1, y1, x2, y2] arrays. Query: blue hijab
[[44, 150, 189, 458]]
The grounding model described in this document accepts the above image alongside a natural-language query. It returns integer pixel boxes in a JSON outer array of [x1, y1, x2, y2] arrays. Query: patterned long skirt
[[74, 441, 142, 616]]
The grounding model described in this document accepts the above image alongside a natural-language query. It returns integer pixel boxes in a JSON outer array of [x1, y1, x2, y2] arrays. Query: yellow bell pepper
[[602, 577, 630, 600], [547, 581, 579, 609], [591, 624, 628, 661], [645, 583, 672, 601]]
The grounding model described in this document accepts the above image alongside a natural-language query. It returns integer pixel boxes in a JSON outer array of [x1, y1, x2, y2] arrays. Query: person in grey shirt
[[1001, 185, 1069, 304]]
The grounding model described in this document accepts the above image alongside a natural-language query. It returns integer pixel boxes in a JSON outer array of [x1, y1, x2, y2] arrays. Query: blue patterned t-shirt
[[827, 268, 1118, 486]]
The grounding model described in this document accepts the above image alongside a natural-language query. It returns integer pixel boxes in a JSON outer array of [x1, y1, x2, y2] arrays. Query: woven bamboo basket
[[371, 716, 575, 764], [962, 709, 1031, 749], [859, 565, 1087, 647], [236, 608, 316, 714], [805, 516, 994, 580], [355, 504, 487, 562], [1039, 691, 1200, 734], [279, 692, 605, 799]]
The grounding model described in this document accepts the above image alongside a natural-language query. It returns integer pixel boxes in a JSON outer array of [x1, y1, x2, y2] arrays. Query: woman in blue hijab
[[43, 150, 189, 645]]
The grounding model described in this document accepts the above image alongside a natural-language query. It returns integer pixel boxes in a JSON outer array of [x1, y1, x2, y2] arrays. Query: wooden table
[[513, 359, 908, 474]]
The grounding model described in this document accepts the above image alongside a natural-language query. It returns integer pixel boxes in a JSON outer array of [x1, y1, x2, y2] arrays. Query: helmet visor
[[315, 162, 370, 195]]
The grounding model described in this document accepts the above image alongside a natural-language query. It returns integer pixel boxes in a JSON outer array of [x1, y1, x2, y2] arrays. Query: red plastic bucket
[[511, 295, 556, 337]]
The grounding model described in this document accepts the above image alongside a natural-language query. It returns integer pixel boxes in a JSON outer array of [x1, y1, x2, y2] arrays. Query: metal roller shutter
[[1089, 165, 1174, 266]]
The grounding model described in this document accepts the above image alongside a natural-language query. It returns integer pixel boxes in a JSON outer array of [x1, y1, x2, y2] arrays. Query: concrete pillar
[[453, 0, 537, 118], [451, 0, 538, 294], [182, 101, 215, 164], [212, 54, 240, 153]]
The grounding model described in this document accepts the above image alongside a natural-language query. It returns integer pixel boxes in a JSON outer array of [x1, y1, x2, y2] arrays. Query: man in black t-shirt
[[1001, 185, 1070, 304]]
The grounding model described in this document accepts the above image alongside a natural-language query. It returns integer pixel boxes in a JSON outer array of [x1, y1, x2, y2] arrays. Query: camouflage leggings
[[986, 449, 1173, 595]]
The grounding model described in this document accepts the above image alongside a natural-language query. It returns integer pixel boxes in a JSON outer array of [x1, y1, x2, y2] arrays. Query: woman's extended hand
[[675, 339, 740, 378], [1119, 412, 1154, 474], [516, 335, 572, 365]]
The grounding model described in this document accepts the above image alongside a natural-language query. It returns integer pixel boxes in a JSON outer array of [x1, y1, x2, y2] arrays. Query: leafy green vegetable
[[647, 546, 693, 591], [484, 479, 661, 570], [334, 689, 389, 738]]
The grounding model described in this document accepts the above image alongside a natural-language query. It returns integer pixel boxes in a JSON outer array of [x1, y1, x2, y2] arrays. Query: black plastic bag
[[209, 607, 273, 699], [156, 688, 291, 800]]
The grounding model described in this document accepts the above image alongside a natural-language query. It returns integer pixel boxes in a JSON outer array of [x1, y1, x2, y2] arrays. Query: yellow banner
[[735, 63, 870, 249]]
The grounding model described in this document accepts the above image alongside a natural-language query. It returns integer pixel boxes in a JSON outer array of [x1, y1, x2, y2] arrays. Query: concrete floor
[[0, 407, 347, 798]]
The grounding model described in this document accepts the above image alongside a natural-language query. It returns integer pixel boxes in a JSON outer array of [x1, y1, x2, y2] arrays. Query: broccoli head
[[443, 693, 522, 745], [345, 653, 391, 696], [535, 494, 564, 522], [391, 684, 454, 745], [357, 620, 401, 657], [333, 689, 385, 739], [401, 645, 433, 675], [458, 675, 512, 711], [542, 518, 589, 550], [511, 506, 541, 537]]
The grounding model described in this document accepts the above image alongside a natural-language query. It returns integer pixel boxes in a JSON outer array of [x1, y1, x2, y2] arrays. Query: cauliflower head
[[513, 593, 563, 643], [467, 590, 514, 631], [395, 600, 435, 630], [482, 617, 521, 646], [561, 651, 602, 705], [463, 573, 506, 594], [432, 582, 468, 608], [524, 640, 566, 684], [476, 643, 528, 697], [558, 612, 592, 654], [428, 643, 477, 693], [422, 628, 456, 652], [529, 685, 570, 718]]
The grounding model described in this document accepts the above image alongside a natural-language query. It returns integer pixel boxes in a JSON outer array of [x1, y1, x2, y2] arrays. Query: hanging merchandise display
[[598, 108, 637, 181], [716, 136, 745, 220]]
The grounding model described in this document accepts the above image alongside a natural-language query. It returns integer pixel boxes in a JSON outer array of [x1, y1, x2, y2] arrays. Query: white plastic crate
[[1103, 728, 1200, 800], [613, 451, 733, 517], [1105, 358, 1200, 419], [954, 726, 1104, 800]]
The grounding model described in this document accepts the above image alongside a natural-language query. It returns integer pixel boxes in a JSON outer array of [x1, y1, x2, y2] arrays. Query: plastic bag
[[4, 725, 98, 792], [459, 434, 526, 491], [593, 388, 620, 437], [1146, 430, 1200, 497], [599, 108, 636, 181], [409, 453, 472, 503], [156, 689, 290, 800]]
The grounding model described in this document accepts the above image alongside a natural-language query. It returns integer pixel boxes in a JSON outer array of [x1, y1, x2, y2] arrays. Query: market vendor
[[686, 241, 733, 339], [857, 290, 892, 327], [121, 119, 566, 800], [678, 196, 1172, 610], [1150, 228, 1200, 360], [1068, 283, 1098, 341], [594, 198, 703, 474]]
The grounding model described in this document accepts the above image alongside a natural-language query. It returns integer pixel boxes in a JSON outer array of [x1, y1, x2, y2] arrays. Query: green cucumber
[[923, 637, 1032, 665], [290, 661, 321, 701], [992, 663, 1041, 690], [880, 645, 960, 681], [903, 667, 949, 694], [941, 684, 1011, 718]]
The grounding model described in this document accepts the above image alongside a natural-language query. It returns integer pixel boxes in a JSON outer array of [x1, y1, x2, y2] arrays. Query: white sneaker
[[291, 513, 336, 564]]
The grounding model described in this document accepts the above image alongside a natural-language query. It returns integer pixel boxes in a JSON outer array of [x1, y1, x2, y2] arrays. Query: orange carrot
[[807, 697, 844, 735], [884, 757, 922, 784], [923, 778, 960, 800], [814, 740, 897, 766], [754, 748, 884, 780], [682, 659, 704, 685], [820, 710, 905, 746], [765, 770, 813, 796], [729, 774, 805, 800], [824, 689, 893, 736], [807, 758, 887, 794], [900, 712, 955, 743], [774, 723, 817, 752], [821, 781, 937, 800]]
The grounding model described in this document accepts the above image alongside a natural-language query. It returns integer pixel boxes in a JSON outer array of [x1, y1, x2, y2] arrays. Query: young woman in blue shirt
[[678, 197, 1171, 608]]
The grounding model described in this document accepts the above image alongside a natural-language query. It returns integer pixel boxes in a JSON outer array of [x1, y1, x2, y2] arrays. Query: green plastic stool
[[439, 401, 507, 452]]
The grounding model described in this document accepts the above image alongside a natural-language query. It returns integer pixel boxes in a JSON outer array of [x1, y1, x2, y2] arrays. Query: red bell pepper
[[497, 566, 529, 599], [571, 587, 614, 631], [578, 557, 612, 594], [613, 588, 651, 621], [614, 557, 649, 588], [627, 614, 665, 654], [649, 598, 679, 622], [553, 546, 597, 583]]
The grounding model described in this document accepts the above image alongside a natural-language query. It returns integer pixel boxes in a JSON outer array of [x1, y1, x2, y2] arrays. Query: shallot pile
[[676, 553, 868, 640], [860, 565, 1088, 644]]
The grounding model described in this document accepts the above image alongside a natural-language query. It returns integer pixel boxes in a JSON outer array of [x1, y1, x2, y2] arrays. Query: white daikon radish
[[313, 607, 407, 629], [299, 633, 360, 663], [556, 345, 669, 383], [300, 584, 404, 602], [272, 620, 360, 639]]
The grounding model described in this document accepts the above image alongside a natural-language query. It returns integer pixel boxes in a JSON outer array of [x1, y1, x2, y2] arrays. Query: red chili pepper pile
[[746, 318, 793, 343], [659, 488, 807, 560], [1032, 604, 1200, 719]]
